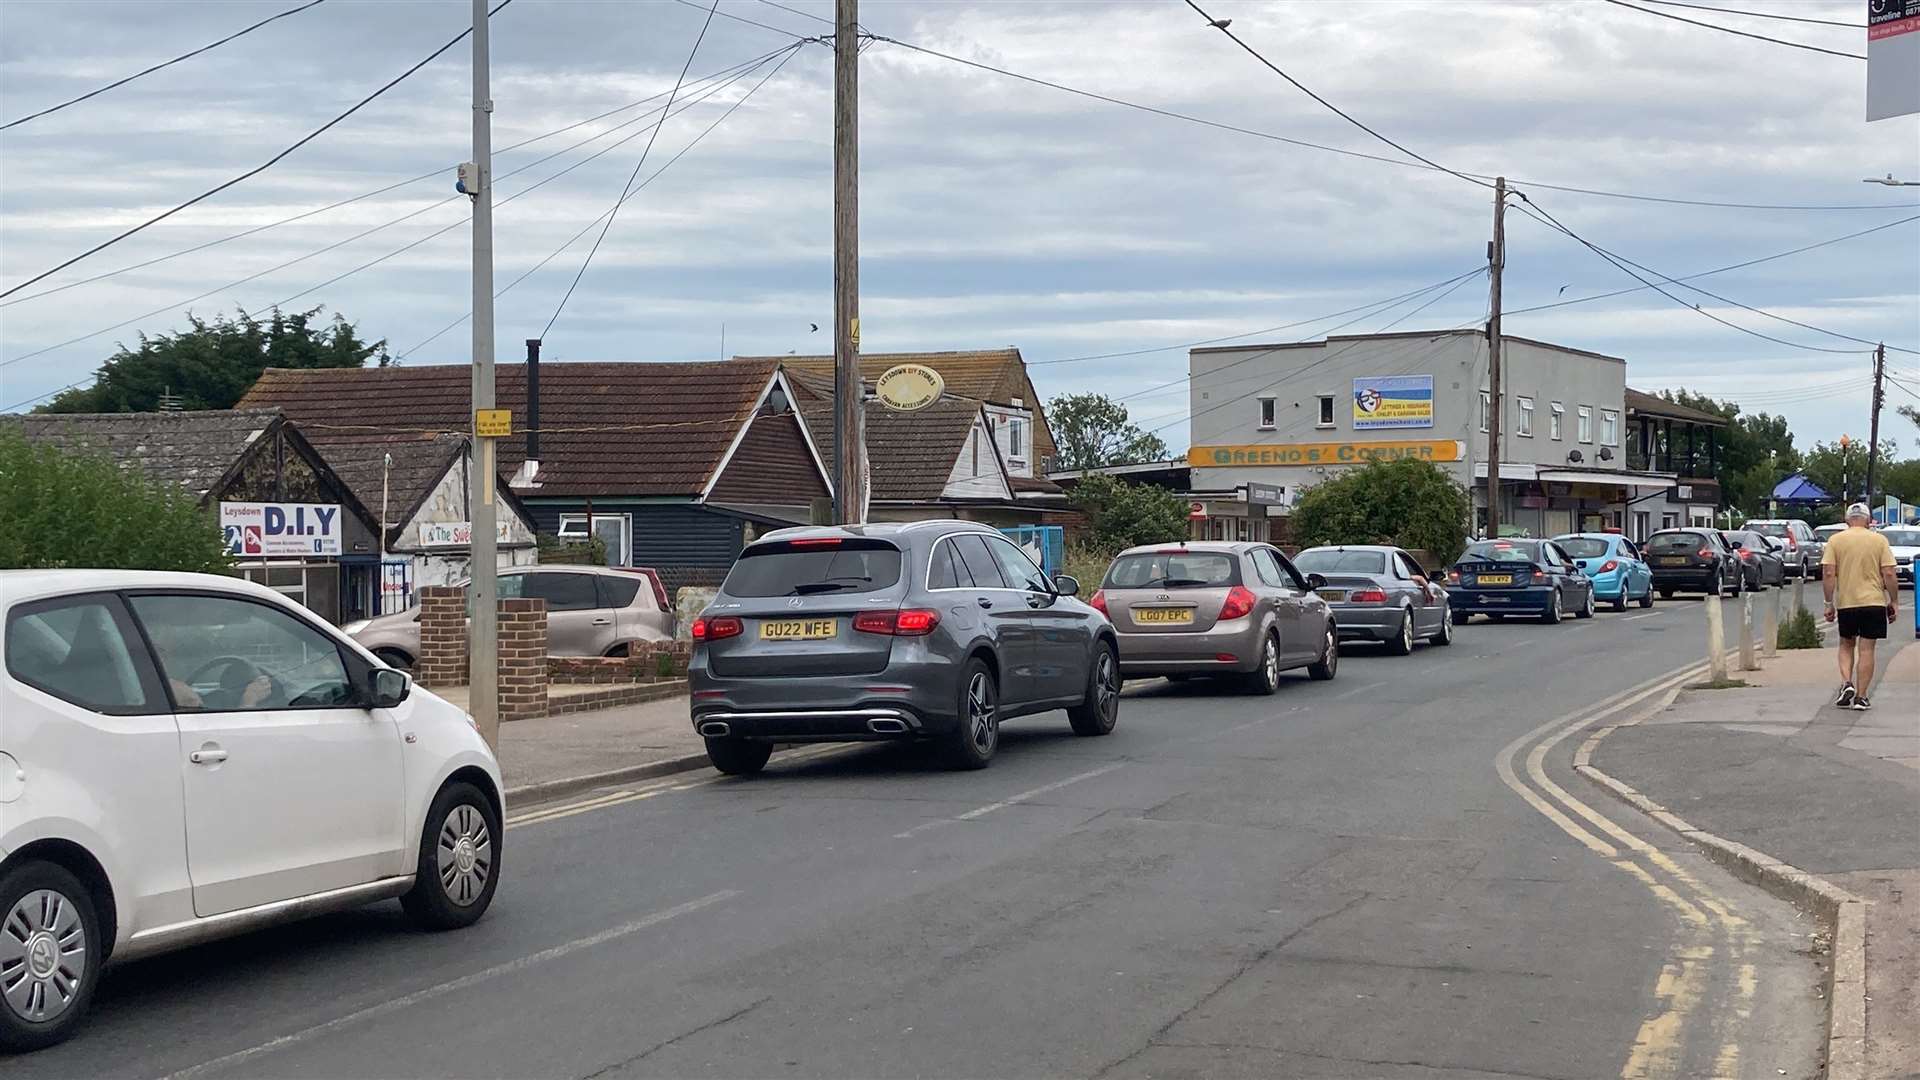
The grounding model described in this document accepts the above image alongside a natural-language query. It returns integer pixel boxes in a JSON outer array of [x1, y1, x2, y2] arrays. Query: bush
[[1778, 606, 1821, 649], [1068, 474, 1191, 552], [0, 431, 230, 572], [1289, 458, 1473, 564], [538, 533, 606, 565], [655, 650, 676, 678], [1064, 543, 1118, 593]]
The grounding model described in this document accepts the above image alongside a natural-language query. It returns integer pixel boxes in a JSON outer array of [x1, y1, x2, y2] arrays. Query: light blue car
[[1552, 533, 1654, 611]]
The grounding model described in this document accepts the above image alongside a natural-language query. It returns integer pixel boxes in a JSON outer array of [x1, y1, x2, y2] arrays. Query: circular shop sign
[[874, 364, 945, 411]]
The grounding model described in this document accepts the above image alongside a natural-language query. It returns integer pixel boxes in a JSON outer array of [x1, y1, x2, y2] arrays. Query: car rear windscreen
[[1462, 541, 1540, 563], [1292, 549, 1385, 575], [1647, 532, 1704, 553], [1882, 529, 1920, 547], [1104, 551, 1239, 589], [723, 539, 903, 597], [1556, 538, 1609, 559], [1747, 523, 1789, 538]]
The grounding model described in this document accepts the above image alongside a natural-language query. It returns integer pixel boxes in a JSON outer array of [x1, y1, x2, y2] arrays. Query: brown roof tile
[[0, 408, 283, 500], [785, 370, 989, 502], [239, 360, 782, 497]]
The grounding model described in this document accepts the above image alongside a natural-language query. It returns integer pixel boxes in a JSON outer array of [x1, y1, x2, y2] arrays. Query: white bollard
[[1764, 586, 1780, 658], [1793, 574, 1806, 615], [1739, 591, 1759, 672], [1706, 594, 1728, 683]]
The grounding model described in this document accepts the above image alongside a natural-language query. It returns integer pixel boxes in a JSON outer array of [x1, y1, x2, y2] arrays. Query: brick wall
[[548, 642, 690, 683], [416, 586, 467, 688], [498, 598, 548, 722]]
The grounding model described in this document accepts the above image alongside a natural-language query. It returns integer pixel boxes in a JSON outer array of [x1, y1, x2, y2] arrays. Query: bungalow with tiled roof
[[240, 358, 831, 589]]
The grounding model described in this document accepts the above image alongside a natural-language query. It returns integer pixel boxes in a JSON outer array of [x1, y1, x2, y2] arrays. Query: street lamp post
[[1862, 174, 1920, 186]]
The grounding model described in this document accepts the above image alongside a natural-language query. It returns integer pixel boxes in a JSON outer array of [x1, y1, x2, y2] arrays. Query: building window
[[1479, 391, 1490, 433], [1601, 409, 1619, 446], [1550, 401, 1564, 440], [1577, 405, 1593, 443], [1315, 395, 1334, 428], [1517, 396, 1534, 437], [1008, 417, 1025, 458], [1258, 396, 1277, 430], [558, 513, 632, 566]]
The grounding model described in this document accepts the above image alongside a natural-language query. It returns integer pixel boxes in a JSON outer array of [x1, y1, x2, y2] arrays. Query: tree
[[39, 306, 389, 414], [1068, 474, 1190, 551], [1289, 458, 1473, 564], [0, 431, 230, 572], [1047, 393, 1169, 472]]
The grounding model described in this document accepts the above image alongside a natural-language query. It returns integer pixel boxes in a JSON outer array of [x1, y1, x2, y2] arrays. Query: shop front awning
[[1536, 469, 1677, 489], [1470, 462, 1541, 481]]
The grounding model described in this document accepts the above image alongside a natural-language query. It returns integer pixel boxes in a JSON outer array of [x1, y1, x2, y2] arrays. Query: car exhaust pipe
[[866, 718, 908, 734], [697, 721, 731, 737]]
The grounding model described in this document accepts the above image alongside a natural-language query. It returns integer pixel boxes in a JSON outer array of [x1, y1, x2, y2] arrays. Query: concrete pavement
[[15, 594, 1830, 1079]]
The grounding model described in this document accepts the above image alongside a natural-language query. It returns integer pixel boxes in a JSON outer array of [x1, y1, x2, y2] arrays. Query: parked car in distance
[[1097, 541, 1340, 690], [1553, 533, 1654, 611], [688, 522, 1118, 773], [1722, 530, 1786, 590], [347, 564, 674, 670], [1, 570, 503, 1051], [1645, 527, 1742, 598], [1447, 539, 1596, 624], [1878, 526, 1920, 587], [1745, 519, 1823, 579], [1292, 545, 1451, 654], [1815, 523, 1846, 544]]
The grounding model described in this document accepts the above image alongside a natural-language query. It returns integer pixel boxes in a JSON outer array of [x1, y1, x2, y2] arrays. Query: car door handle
[[591, 617, 613, 625], [978, 597, 994, 609], [189, 748, 228, 765]]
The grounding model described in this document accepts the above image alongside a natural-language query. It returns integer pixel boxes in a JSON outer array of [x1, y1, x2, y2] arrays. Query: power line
[[542, 0, 719, 340], [0, 0, 515, 300], [858, 37, 1914, 213], [1181, 0, 1490, 191], [1639, 0, 1863, 28], [1601, 0, 1867, 59], [0, 49, 794, 373], [402, 43, 803, 359], [0, 47, 797, 310], [0, 0, 329, 131]]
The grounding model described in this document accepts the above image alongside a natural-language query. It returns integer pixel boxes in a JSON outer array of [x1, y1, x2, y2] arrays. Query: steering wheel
[[184, 656, 277, 708]]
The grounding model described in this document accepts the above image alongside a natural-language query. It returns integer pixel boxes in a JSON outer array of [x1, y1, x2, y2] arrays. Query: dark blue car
[[1448, 539, 1596, 624]]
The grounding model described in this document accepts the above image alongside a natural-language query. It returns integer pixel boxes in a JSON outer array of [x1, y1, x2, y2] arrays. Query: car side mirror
[[370, 667, 411, 709], [1305, 572, 1329, 590], [1052, 574, 1080, 597]]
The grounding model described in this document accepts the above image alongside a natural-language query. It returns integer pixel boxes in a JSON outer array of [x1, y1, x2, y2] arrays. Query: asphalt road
[[19, 593, 1826, 1080]]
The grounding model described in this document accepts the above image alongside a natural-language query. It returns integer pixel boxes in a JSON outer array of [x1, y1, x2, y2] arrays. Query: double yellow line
[[1495, 662, 1759, 1079]]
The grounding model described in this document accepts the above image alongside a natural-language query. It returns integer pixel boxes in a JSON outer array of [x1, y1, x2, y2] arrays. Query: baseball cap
[[1846, 502, 1871, 521]]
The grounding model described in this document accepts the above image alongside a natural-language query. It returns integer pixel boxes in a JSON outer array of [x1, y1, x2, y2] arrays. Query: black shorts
[[1837, 606, 1888, 640]]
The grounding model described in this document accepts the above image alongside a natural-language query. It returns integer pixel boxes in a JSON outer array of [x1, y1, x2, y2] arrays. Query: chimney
[[524, 338, 541, 464]]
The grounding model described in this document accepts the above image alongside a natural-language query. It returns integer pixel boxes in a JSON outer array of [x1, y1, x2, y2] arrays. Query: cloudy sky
[[1, 0, 1916, 453]]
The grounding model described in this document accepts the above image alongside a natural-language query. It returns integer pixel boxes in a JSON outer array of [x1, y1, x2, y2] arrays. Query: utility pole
[[467, 0, 499, 747], [832, 0, 866, 523], [1484, 176, 1507, 539], [1865, 343, 1886, 517]]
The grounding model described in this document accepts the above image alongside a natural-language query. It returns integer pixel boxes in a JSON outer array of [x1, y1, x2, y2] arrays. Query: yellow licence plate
[[1134, 607, 1194, 624], [1317, 589, 1346, 602], [1477, 574, 1513, 586], [759, 619, 838, 640]]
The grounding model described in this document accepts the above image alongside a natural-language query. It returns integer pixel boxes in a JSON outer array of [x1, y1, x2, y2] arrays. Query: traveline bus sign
[[220, 501, 343, 557], [1187, 440, 1465, 467]]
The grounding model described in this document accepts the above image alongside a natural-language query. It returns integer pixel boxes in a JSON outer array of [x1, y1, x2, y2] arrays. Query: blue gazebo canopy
[[1772, 473, 1831, 503]]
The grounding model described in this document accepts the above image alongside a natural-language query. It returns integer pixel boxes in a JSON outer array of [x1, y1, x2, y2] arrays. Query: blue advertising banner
[[1352, 375, 1434, 430]]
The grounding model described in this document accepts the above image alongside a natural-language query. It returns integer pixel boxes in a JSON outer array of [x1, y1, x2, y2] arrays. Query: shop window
[[1517, 397, 1534, 437]]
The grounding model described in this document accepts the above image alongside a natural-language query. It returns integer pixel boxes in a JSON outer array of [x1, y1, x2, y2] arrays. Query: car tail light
[[854, 609, 940, 636], [1215, 653, 1237, 662], [1598, 560, 1619, 574], [692, 615, 742, 641], [1350, 588, 1389, 604], [646, 572, 670, 611], [789, 537, 843, 547], [1784, 534, 1798, 548], [1088, 589, 1108, 616], [1447, 569, 1461, 584], [1218, 585, 1257, 620]]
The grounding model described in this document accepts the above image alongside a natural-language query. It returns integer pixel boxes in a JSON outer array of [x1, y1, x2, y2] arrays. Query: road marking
[[163, 890, 741, 1080], [1622, 611, 1664, 622], [893, 761, 1127, 839], [505, 745, 862, 828]]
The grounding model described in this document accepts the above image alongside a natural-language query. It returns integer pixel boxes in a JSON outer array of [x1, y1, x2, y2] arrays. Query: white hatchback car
[[0, 570, 503, 1052]]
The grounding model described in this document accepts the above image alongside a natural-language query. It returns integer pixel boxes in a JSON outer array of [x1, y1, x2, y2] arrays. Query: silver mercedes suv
[[688, 521, 1120, 773]]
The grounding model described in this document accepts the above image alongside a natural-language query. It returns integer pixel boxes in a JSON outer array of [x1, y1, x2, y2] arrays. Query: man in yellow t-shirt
[[1821, 503, 1898, 710]]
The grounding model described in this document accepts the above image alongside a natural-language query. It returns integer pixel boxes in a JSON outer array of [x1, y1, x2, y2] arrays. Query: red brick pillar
[[415, 586, 467, 688], [497, 597, 549, 721]]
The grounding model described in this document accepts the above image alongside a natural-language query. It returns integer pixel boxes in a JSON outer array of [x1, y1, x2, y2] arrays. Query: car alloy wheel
[[2, 889, 86, 1024], [967, 670, 998, 757], [1400, 613, 1414, 653], [1263, 635, 1279, 687], [1433, 606, 1453, 644], [437, 803, 493, 907], [1096, 649, 1119, 722]]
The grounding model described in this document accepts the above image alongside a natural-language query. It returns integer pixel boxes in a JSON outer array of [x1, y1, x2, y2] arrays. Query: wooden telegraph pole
[[1484, 176, 1507, 539], [832, 0, 867, 523], [1865, 343, 1886, 515]]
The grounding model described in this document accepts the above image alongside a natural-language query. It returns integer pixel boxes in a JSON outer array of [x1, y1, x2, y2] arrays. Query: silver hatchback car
[[1095, 541, 1338, 693], [1291, 545, 1453, 654], [689, 521, 1120, 773]]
